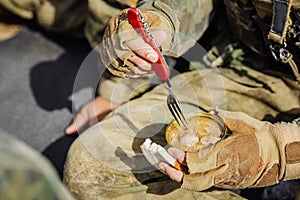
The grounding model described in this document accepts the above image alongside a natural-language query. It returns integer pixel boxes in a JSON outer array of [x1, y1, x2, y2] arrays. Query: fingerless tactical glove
[[100, 3, 173, 77], [182, 111, 300, 191]]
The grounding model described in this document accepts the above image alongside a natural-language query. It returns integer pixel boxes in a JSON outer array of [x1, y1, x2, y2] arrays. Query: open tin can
[[165, 112, 228, 152]]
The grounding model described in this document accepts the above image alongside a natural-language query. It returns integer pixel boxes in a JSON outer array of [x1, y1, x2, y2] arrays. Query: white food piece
[[140, 138, 176, 168]]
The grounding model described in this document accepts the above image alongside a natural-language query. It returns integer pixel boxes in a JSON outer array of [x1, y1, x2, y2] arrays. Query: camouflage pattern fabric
[[64, 68, 250, 199], [224, 0, 300, 81], [64, 6, 300, 197], [0, 128, 75, 200], [64, 60, 299, 199], [0, 0, 139, 40], [0, 0, 88, 36], [0, 0, 217, 103], [0, 0, 215, 49], [85, 0, 138, 47], [1, 0, 299, 198]]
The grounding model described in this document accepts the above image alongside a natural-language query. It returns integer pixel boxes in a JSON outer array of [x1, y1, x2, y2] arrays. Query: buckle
[[269, 41, 289, 61]]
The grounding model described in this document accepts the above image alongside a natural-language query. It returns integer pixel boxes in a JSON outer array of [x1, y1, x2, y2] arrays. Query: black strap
[[268, 0, 293, 44]]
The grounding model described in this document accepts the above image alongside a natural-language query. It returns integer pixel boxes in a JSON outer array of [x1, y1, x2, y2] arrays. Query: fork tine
[[167, 95, 189, 128], [173, 100, 188, 127], [167, 102, 181, 126], [166, 80, 188, 128]]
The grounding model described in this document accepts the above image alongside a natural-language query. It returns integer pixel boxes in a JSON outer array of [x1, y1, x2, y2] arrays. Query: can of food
[[165, 112, 227, 152]]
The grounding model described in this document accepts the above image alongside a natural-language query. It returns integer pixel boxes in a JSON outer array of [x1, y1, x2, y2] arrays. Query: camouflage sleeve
[[0, 0, 88, 35], [96, 0, 219, 103], [86, 0, 219, 52], [0, 128, 75, 200], [98, 70, 156, 105], [137, 0, 218, 56], [86, 0, 142, 48]]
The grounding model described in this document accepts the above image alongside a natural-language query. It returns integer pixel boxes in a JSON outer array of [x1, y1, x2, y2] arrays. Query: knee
[[63, 137, 101, 199]]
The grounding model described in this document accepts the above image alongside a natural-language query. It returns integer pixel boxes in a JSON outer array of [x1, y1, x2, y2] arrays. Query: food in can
[[165, 112, 227, 152]]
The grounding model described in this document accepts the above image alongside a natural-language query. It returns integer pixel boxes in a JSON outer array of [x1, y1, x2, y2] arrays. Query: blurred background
[[0, 21, 96, 178]]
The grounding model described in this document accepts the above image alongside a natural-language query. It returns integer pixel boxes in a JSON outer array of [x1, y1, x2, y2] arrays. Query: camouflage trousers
[[0, 0, 134, 46], [63, 64, 300, 199], [0, 128, 74, 200]]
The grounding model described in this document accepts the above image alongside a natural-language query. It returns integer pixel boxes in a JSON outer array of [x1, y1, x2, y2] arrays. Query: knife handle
[[127, 8, 170, 80]]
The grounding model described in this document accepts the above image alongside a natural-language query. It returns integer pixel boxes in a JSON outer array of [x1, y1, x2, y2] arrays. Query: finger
[[125, 73, 145, 78], [128, 55, 152, 72], [125, 30, 167, 63], [208, 109, 227, 126], [208, 109, 218, 115], [65, 122, 77, 135], [65, 112, 88, 135], [167, 147, 186, 164], [128, 63, 152, 75], [159, 162, 184, 182], [151, 30, 168, 47], [125, 37, 158, 63], [125, 69, 151, 78]]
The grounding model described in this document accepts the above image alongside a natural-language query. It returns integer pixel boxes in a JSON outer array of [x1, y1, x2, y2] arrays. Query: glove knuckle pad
[[215, 134, 260, 188]]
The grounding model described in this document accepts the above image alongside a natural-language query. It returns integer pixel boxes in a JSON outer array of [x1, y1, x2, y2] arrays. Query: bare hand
[[158, 147, 186, 182], [65, 96, 118, 135], [123, 30, 168, 77], [100, 8, 172, 78]]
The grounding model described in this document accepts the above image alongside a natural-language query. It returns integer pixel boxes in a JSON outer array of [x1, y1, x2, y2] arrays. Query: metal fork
[[127, 8, 189, 128], [165, 80, 189, 128]]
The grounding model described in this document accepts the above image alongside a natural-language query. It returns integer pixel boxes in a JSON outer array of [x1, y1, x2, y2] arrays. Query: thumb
[[158, 162, 184, 182], [65, 122, 77, 135], [65, 113, 89, 135], [152, 29, 168, 48]]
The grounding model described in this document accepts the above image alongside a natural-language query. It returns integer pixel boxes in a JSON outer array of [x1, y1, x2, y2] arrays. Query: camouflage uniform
[[0, 128, 75, 200], [0, 0, 137, 44], [2, 0, 300, 199], [62, 0, 300, 200]]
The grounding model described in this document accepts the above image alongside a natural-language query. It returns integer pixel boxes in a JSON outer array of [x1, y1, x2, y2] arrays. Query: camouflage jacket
[[1, 0, 299, 96], [0, 0, 214, 50], [1, 0, 298, 64], [224, 0, 300, 81], [0, 128, 75, 200]]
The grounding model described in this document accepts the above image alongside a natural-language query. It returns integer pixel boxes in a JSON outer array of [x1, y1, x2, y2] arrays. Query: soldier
[[1, 0, 300, 199], [0, 128, 75, 200], [63, 0, 300, 199]]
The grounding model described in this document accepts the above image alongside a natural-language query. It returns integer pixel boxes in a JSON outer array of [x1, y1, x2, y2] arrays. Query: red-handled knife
[[128, 8, 189, 134], [127, 7, 170, 81]]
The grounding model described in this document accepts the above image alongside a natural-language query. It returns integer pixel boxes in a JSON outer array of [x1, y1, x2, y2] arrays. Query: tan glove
[[100, 3, 173, 78], [182, 110, 300, 191]]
